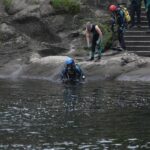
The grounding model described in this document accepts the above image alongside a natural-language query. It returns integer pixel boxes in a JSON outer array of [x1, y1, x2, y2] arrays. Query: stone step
[[126, 46, 150, 51], [125, 35, 150, 41], [141, 11, 147, 15], [124, 7, 150, 57], [125, 30, 149, 35], [131, 15, 147, 21], [140, 15, 148, 21], [128, 51, 150, 57], [141, 7, 146, 11], [126, 26, 149, 31], [125, 41, 150, 46], [140, 21, 148, 25], [127, 21, 148, 26]]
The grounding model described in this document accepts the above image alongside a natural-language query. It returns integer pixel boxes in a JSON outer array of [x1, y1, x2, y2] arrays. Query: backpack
[[119, 5, 131, 23]]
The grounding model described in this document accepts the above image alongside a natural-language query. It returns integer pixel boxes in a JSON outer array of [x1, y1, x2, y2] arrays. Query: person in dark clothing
[[129, 0, 142, 28], [144, 0, 147, 6], [145, 0, 150, 31], [85, 22, 103, 61], [109, 4, 126, 50], [61, 57, 85, 82]]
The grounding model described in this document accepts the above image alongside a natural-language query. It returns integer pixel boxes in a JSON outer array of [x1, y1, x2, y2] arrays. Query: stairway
[[125, 7, 150, 56]]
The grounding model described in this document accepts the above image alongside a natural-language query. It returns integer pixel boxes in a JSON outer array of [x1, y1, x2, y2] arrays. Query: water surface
[[0, 79, 150, 149]]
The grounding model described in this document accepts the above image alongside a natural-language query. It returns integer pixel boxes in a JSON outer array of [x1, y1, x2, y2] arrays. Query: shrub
[[99, 23, 112, 50], [52, 0, 80, 14], [3, 0, 12, 10]]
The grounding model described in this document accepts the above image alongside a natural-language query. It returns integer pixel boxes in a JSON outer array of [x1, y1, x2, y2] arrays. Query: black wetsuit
[[90, 25, 102, 59], [61, 64, 84, 82], [90, 25, 103, 60], [146, 0, 150, 29]]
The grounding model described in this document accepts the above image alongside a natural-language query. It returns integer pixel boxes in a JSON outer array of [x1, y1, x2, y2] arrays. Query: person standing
[[145, 0, 150, 32], [85, 22, 103, 61], [129, 0, 142, 28], [109, 4, 126, 50], [144, 0, 147, 6]]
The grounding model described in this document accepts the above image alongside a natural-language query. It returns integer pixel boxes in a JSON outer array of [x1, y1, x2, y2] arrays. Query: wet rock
[[0, 23, 16, 41]]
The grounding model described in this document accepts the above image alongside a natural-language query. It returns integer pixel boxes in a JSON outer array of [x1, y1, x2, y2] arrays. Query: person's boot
[[94, 56, 101, 62], [87, 57, 94, 61]]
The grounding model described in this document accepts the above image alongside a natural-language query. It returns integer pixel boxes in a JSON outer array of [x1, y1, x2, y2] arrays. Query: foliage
[[52, 0, 80, 14], [3, 0, 12, 10], [99, 23, 112, 50]]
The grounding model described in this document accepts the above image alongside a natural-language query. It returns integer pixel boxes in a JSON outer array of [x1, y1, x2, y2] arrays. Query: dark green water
[[0, 79, 150, 150]]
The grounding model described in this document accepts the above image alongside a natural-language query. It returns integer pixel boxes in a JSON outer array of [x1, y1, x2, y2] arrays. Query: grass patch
[[51, 0, 80, 14]]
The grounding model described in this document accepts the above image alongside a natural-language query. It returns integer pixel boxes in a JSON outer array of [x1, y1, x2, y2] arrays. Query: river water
[[0, 79, 150, 150]]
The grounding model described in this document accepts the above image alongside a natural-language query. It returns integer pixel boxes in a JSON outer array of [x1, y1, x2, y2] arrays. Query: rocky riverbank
[[0, 0, 150, 82]]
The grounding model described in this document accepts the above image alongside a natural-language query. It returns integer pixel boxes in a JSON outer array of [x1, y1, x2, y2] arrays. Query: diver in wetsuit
[[61, 57, 85, 82]]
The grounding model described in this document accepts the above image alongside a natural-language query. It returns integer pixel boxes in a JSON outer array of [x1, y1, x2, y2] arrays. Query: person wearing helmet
[[85, 22, 103, 61], [129, 0, 142, 28], [61, 57, 85, 82], [109, 4, 126, 50]]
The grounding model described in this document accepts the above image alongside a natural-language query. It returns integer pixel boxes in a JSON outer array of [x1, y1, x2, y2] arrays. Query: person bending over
[[85, 22, 103, 61]]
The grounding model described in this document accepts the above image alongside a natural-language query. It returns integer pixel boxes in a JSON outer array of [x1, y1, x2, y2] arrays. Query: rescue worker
[[145, 0, 150, 32], [109, 4, 126, 50]]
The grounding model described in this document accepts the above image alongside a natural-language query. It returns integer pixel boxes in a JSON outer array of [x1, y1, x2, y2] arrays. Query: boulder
[[13, 5, 40, 21], [6, 0, 27, 15]]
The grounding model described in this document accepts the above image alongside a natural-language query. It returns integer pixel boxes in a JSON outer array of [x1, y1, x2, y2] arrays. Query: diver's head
[[65, 57, 75, 68]]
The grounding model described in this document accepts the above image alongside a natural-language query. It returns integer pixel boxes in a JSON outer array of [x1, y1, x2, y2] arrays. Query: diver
[[61, 57, 85, 83]]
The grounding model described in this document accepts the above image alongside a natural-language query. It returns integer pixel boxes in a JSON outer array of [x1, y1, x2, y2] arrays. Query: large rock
[[6, 0, 27, 15], [22, 52, 150, 81], [13, 5, 40, 21], [6, 0, 54, 17]]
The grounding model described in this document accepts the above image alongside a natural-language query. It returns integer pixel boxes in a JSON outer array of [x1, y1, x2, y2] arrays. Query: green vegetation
[[52, 0, 80, 14], [3, 0, 12, 10], [99, 23, 112, 50], [30, 0, 39, 5]]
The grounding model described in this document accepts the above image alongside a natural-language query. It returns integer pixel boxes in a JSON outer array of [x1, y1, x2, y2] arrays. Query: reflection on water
[[0, 79, 150, 149]]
